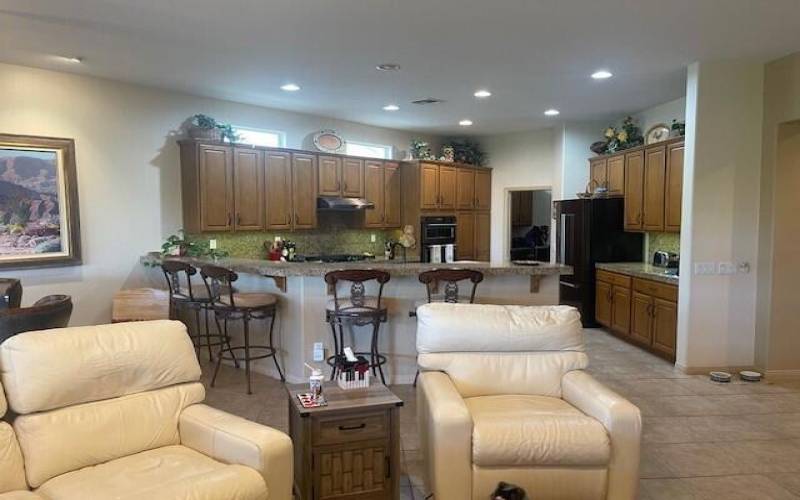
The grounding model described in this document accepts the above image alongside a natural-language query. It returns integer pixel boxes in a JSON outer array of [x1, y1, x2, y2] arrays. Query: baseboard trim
[[763, 369, 800, 380], [675, 363, 756, 376]]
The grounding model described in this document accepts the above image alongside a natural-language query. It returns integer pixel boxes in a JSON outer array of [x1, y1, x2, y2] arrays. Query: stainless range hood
[[316, 196, 375, 211]]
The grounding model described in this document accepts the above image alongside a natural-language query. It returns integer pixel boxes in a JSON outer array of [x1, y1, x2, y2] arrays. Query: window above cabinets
[[345, 141, 393, 159], [233, 126, 285, 148]]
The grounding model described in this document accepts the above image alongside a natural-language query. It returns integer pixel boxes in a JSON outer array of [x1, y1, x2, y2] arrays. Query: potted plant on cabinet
[[188, 114, 223, 141]]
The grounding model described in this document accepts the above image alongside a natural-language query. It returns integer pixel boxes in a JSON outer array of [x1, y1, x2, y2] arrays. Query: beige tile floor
[[202, 328, 800, 500]]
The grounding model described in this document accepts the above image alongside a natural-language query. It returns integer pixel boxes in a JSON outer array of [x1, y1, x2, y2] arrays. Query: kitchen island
[[141, 253, 572, 383]]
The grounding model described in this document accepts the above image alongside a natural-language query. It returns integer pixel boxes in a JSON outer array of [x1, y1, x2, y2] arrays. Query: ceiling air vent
[[411, 98, 445, 105]]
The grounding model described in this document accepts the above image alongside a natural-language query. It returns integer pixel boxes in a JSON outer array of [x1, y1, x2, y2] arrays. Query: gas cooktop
[[295, 254, 376, 263]]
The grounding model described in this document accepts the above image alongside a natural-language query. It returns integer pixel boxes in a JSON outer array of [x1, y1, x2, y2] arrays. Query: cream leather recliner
[[416, 303, 641, 500], [1, 375, 40, 499], [0, 320, 292, 500]]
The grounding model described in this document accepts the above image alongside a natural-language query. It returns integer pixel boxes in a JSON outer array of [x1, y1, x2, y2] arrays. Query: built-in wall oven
[[420, 216, 456, 263]]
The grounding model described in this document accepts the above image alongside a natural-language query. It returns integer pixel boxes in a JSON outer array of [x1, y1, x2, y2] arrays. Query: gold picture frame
[[0, 134, 81, 269]]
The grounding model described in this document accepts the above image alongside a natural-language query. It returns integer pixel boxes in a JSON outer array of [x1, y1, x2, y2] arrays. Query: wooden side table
[[287, 383, 403, 500]]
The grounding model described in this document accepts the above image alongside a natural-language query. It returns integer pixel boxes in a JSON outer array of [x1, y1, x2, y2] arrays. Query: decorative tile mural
[[188, 213, 402, 259]]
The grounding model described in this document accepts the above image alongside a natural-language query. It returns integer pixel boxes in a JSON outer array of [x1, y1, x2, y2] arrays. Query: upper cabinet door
[[292, 153, 317, 229], [624, 150, 645, 231], [474, 169, 491, 210], [342, 158, 364, 198], [233, 148, 264, 231], [590, 158, 608, 191], [318, 156, 341, 196], [456, 168, 476, 209], [199, 144, 233, 231], [664, 142, 684, 232], [364, 161, 385, 227], [606, 155, 625, 196], [420, 163, 440, 209], [643, 145, 666, 231], [383, 162, 401, 227], [438, 166, 457, 209], [265, 151, 293, 229]]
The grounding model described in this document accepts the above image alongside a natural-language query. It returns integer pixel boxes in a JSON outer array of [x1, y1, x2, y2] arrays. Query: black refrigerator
[[554, 198, 643, 327]]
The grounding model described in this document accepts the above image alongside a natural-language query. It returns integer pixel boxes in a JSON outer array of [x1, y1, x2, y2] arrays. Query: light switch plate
[[694, 262, 716, 275], [718, 262, 737, 275], [370, 234, 376, 243], [209, 239, 217, 250]]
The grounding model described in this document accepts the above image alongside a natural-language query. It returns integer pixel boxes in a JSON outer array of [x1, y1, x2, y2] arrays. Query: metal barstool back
[[418, 268, 484, 305], [161, 260, 228, 362], [324, 269, 391, 384], [200, 264, 284, 393]]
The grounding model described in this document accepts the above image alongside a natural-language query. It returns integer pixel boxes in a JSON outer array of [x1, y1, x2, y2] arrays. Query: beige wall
[[0, 62, 440, 325], [677, 61, 764, 371], [756, 52, 800, 374], [481, 128, 555, 262]]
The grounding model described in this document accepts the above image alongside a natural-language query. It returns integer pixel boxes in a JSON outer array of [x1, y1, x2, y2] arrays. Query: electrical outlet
[[209, 239, 217, 250], [370, 233, 376, 243], [312, 342, 325, 362], [738, 262, 751, 274], [718, 262, 737, 275], [694, 262, 716, 275]]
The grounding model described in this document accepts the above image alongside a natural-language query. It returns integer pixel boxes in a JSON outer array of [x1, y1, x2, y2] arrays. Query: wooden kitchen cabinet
[[438, 165, 457, 209], [383, 162, 401, 227], [365, 161, 401, 228], [457, 168, 476, 210], [317, 156, 342, 197], [291, 153, 317, 229], [590, 158, 608, 191], [606, 154, 625, 195], [420, 163, 440, 209], [624, 150, 645, 230], [342, 158, 365, 198], [475, 211, 491, 261], [456, 211, 475, 260], [664, 141, 684, 232], [643, 144, 666, 231], [364, 161, 384, 227], [265, 151, 293, 230], [475, 169, 491, 210], [596, 269, 677, 361], [233, 148, 264, 231], [197, 144, 234, 232]]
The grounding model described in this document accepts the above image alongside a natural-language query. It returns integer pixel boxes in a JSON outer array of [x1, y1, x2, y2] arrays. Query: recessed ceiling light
[[376, 63, 401, 72], [591, 70, 613, 80], [544, 109, 560, 116], [280, 83, 301, 92], [60, 56, 83, 63], [459, 119, 473, 127], [383, 104, 400, 111], [474, 89, 492, 98]]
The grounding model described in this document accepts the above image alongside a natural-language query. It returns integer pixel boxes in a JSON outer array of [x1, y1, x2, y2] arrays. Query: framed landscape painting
[[0, 134, 81, 268]]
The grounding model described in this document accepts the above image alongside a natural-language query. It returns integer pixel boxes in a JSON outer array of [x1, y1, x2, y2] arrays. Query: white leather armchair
[[0, 320, 292, 500], [1, 377, 39, 499], [415, 303, 641, 500]]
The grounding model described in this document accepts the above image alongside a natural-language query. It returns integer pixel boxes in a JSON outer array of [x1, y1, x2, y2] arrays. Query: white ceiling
[[1, 0, 799, 135]]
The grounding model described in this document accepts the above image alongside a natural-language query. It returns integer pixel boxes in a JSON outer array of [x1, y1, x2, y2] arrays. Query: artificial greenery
[[447, 138, 488, 166], [142, 230, 229, 267], [598, 116, 643, 154], [189, 114, 240, 143], [410, 139, 433, 160]]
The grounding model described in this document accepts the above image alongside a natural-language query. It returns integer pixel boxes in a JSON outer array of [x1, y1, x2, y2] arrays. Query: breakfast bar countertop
[[141, 252, 572, 278], [595, 262, 679, 285]]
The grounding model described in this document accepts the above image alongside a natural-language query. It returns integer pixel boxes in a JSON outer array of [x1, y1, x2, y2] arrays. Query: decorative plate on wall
[[646, 123, 671, 144], [313, 130, 346, 153]]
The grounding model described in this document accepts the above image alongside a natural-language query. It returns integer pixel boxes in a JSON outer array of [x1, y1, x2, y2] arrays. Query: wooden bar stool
[[412, 268, 484, 385], [161, 261, 235, 364], [324, 270, 390, 385], [201, 265, 284, 394]]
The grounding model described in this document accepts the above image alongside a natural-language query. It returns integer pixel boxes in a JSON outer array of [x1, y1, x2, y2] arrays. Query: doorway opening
[[509, 189, 552, 262]]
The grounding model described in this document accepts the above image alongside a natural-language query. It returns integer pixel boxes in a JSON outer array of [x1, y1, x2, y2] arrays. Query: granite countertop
[[142, 253, 572, 278], [596, 262, 679, 285]]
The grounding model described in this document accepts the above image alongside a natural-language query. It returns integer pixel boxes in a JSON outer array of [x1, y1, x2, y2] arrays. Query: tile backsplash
[[188, 213, 402, 259], [645, 232, 680, 263]]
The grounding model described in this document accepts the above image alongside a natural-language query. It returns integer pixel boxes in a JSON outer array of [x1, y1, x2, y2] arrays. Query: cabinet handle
[[236, 213, 241, 226], [647, 304, 654, 317], [338, 423, 366, 431], [637, 213, 642, 224], [343, 181, 348, 192], [285, 213, 290, 225], [227, 213, 232, 226], [294, 213, 298, 225]]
